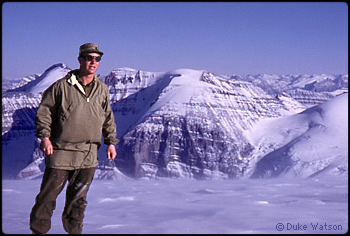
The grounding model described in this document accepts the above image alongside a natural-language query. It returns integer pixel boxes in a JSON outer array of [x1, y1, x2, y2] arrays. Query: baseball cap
[[79, 43, 104, 57]]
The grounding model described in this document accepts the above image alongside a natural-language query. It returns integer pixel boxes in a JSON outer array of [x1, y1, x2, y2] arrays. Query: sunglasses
[[81, 55, 102, 62]]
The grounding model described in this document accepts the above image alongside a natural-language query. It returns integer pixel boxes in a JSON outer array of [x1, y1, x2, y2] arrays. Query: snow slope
[[245, 93, 348, 178], [143, 69, 206, 117], [7, 63, 71, 94]]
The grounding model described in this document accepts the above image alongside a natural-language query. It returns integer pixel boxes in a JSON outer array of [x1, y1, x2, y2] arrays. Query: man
[[30, 43, 118, 234]]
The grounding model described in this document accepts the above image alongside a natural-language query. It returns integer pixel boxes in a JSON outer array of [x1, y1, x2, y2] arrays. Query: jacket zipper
[[68, 74, 94, 103]]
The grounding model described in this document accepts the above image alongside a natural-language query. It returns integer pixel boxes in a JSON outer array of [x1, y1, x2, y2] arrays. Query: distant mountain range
[[2, 63, 348, 180]]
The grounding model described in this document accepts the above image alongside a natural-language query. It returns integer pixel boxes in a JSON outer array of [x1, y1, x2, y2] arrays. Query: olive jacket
[[35, 70, 118, 170]]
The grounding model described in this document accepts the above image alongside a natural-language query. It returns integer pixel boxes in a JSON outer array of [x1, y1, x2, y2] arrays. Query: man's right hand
[[40, 137, 53, 155]]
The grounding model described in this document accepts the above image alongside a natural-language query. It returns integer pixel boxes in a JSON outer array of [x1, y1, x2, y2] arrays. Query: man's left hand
[[107, 144, 117, 160]]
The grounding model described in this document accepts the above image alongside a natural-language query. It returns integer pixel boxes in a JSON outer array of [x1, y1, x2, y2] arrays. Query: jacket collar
[[66, 70, 100, 98], [67, 73, 86, 95]]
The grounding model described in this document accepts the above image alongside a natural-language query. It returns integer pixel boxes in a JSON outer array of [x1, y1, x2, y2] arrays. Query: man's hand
[[107, 144, 117, 160], [40, 137, 53, 155]]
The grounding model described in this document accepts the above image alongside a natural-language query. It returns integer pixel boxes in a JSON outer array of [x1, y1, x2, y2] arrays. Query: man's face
[[78, 52, 101, 75]]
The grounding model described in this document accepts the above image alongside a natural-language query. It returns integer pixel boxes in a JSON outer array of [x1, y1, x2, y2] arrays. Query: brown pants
[[30, 167, 95, 234]]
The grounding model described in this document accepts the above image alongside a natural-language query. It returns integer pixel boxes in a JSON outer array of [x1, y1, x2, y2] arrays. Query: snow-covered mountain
[[7, 63, 71, 94], [2, 64, 348, 180], [113, 69, 306, 179], [245, 93, 348, 179], [2, 74, 41, 93], [231, 74, 347, 107]]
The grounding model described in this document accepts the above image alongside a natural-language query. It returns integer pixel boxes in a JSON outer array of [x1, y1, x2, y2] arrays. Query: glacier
[[1, 63, 348, 180]]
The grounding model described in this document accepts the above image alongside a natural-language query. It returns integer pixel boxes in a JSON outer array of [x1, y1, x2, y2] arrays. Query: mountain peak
[[44, 63, 69, 72], [7, 63, 71, 94]]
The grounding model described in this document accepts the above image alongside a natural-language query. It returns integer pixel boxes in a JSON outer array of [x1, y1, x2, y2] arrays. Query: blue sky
[[2, 2, 348, 79]]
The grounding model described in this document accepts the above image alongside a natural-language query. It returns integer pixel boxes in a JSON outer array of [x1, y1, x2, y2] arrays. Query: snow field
[[2, 177, 348, 234]]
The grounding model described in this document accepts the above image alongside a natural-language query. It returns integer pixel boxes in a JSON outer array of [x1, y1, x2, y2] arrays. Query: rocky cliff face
[[2, 93, 40, 140], [2, 92, 42, 178], [2, 65, 348, 179]]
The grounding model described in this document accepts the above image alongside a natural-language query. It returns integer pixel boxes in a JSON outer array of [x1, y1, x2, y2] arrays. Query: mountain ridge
[[2, 63, 348, 180]]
